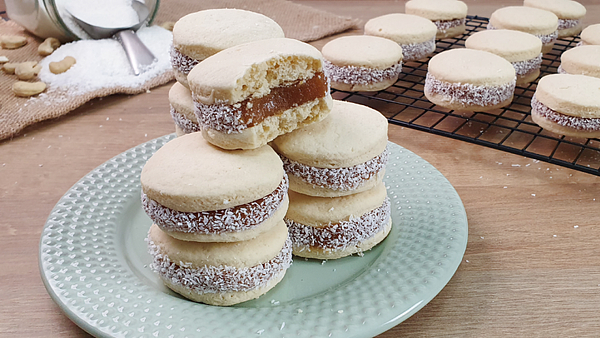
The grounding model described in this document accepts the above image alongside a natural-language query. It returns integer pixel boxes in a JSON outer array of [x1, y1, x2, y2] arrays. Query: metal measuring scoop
[[68, 1, 157, 75]]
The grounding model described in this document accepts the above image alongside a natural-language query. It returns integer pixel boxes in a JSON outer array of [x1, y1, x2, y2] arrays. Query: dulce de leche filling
[[195, 72, 329, 134], [532, 95, 600, 132], [141, 175, 288, 234]]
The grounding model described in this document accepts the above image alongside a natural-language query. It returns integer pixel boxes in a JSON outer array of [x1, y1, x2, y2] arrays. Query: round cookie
[[524, 0, 586, 38], [271, 100, 388, 197], [171, 9, 284, 88], [424, 48, 516, 111], [465, 29, 543, 85], [580, 24, 600, 46], [321, 35, 403, 92], [188, 37, 333, 150], [405, 0, 469, 39], [558, 45, 600, 78], [531, 74, 600, 138], [140, 132, 289, 242], [286, 182, 392, 260], [488, 6, 559, 53], [169, 82, 200, 136], [147, 221, 292, 306], [364, 13, 438, 61]]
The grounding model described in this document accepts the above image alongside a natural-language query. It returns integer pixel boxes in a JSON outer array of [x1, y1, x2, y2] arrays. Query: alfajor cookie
[[424, 48, 516, 111], [140, 132, 289, 242], [580, 24, 600, 46], [488, 6, 559, 54], [169, 82, 200, 136], [286, 182, 392, 260], [147, 221, 292, 306], [405, 0, 468, 39], [364, 13, 438, 61], [524, 0, 586, 38], [531, 74, 600, 138], [171, 9, 284, 88], [271, 100, 388, 197], [321, 35, 403, 92], [465, 29, 543, 85], [558, 45, 600, 78], [188, 37, 333, 150]]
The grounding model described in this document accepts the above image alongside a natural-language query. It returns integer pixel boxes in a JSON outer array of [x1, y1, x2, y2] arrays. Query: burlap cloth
[[0, 0, 360, 141]]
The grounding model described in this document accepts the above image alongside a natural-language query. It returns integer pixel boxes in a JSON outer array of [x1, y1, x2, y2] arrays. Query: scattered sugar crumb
[[574, 225, 579, 228], [512, 164, 521, 167], [145, 134, 148, 137], [531, 194, 536, 197], [465, 260, 469, 263], [297, 309, 303, 314], [106, 117, 109, 121], [337, 310, 344, 314], [496, 162, 502, 165], [480, 236, 484, 239], [270, 299, 280, 305], [280, 322, 285, 331], [39, 164, 43, 167], [503, 186, 508, 189], [146, 89, 151, 94], [256, 329, 264, 335], [479, 176, 483, 179], [553, 235, 557, 238], [321, 260, 327, 265], [506, 174, 510, 176], [99, 125, 103, 128]]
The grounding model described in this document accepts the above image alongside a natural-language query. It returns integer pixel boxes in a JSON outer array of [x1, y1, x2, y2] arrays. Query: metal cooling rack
[[332, 15, 600, 176]]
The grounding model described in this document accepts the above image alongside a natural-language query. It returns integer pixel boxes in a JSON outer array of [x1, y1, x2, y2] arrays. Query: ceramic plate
[[40, 135, 468, 338]]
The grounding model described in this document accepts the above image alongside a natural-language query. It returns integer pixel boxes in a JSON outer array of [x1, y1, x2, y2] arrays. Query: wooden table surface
[[2, 1, 600, 337]]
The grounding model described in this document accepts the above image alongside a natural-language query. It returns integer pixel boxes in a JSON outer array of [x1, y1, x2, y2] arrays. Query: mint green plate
[[40, 135, 468, 338]]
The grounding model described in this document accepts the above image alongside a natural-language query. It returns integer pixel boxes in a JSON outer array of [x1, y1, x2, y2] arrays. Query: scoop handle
[[116, 30, 157, 76]]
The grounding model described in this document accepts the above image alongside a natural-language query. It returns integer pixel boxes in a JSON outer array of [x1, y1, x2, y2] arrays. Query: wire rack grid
[[332, 15, 600, 176]]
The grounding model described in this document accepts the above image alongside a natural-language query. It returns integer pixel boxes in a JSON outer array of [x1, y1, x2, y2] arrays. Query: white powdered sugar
[[170, 46, 200, 75], [57, 0, 141, 39], [558, 19, 580, 30], [487, 23, 557, 45], [400, 38, 436, 61], [434, 18, 466, 33], [424, 73, 516, 107], [170, 106, 201, 134], [281, 147, 388, 192], [323, 60, 402, 86], [141, 175, 288, 234], [287, 197, 391, 251], [512, 54, 543, 76], [147, 236, 292, 293], [531, 95, 600, 131]]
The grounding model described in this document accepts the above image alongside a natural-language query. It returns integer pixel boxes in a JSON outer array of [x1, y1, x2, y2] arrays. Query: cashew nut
[[1, 35, 28, 49], [38, 37, 61, 56], [0, 56, 8, 64], [159, 21, 176, 31], [15, 61, 41, 80], [49, 56, 76, 74], [3, 62, 18, 74], [12, 81, 47, 97]]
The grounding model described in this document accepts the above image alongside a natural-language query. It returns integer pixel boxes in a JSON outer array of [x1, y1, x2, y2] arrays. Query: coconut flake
[[170, 105, 201, 133], [170, 46, 200, 75], [487, 23, 557, 45], [512, 54, 542, 76], [400, 38, 436, 61], [433, 18, 466, 33], [323, 61, 402, 86], [424, 73, 515, 107], [558, 18, 580, 30]]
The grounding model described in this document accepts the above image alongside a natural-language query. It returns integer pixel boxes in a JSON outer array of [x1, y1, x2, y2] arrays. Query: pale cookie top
[[535, 74, 600, 118], [149, 221, 288, 268], [561, 45, 600, 78], [168, 82, 195, 120], [427, 48, 516, 86], [524, 0, 586, 20], [364, 13, 438, 45], [188, 38, 323, 105], [489, 6, 559, 35], [465, 29, 543, 62], [405, 0, 468, 21], [172, 9, 284, 61], [321, 35, 403, 70], [286, 182, 387, 227], [271, 100, 388, 168], [141, 133, 284, 212], [581, 24, 600, 45]]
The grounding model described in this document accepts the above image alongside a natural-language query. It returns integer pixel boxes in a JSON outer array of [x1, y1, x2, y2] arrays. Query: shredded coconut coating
[[287, 197, 391, 251], [434, 18, 466, 33], [532, 95, 600, 131], [141, 175, 288, 234], [425, 73, 516, 107], [558, 18, 580, 30], [323, 60, 402, 86], [487, 23, 558, 45], [512, 54, 543, 76], [194, 97, 247, 134], [281, 147, 388, 192], [557, 65, 567, 74], [401, 38, 436, 61], [147, 236, 292, 294], [170, 46, 199, 75], [170, 105, 201, 134]]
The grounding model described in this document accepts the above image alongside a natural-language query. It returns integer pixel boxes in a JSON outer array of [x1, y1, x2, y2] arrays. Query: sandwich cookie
[[524, 0, 586, 38], [364, 13, 438, 61], [405, 0, 469, 39], [171, 9, 284, 88], [188, 37, 333, 150], [147, 221, 292, 306], [271, 100, 388, 197], [580, 24, 600, 46], [488, 6, 559, 54], [424, 48, 516, 111], [169, 82, 200, 136], [558, 45, 600, 78], [321, 35, 403, 92], [465, 29, 543, 85], [531, 74, 600, 138], [141, 133, 289, 242], [286, 182, 391, 259]]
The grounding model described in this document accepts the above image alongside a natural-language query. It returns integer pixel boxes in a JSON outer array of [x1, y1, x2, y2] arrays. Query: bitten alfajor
[[286, 182, 392, 259], [524, 0, 586, 38], [424, 48, 516, 111], [405, 0, 469, 39], [140, 132, 289, 242], [531, 74, 600, 138], [169, 82, 200, 136], [171, 9, 284, 88], [188, 37, 333, 150], [321, 35, 403, 92], [147, 221, 292, 306], [558, 45, 600, 79], [271, 100, 388, 197], [580, 24, 600, 46]]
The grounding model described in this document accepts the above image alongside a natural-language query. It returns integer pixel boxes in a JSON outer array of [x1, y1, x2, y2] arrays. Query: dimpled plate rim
[[39, 134, 468, 338]]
